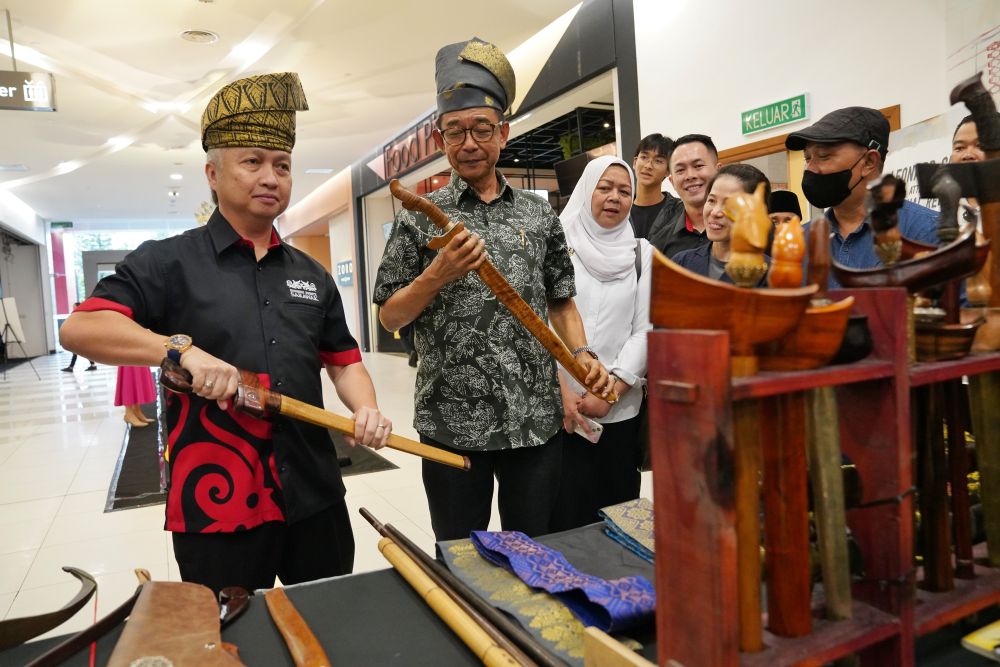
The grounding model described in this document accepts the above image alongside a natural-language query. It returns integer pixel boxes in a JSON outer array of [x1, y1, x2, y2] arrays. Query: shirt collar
[[824, 208, 871, 240], [207, 208, 286, 256], [447, 169, 514, 206]]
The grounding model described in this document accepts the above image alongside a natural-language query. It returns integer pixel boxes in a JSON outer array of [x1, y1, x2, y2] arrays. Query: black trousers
[[420, 432, 562, 541], [550, 415, 642, 532], [172, 498, 355, 594]]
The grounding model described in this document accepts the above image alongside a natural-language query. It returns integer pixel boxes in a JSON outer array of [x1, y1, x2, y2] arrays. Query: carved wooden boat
[[758, 297, 855, 371], [902, 233, 991, 272], [916, 317, 984, 362], [832, 224, 978, 293], [651, 249, 817, 375]]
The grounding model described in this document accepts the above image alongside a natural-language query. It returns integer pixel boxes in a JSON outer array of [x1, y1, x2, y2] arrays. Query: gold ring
[[204, 380, 215, 389], [376, 424, 385, 430]]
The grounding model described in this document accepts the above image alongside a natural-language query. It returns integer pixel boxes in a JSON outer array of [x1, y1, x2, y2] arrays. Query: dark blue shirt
[[803, 200, 940, 289]]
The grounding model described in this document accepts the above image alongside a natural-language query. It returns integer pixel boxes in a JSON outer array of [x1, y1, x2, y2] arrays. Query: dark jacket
[[647, 199, 710, 259], [672, 243, 770, 287]]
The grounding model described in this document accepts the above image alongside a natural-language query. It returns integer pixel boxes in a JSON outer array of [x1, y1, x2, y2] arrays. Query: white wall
[[0, 191, 45, 245], [633, 0, 949, 152], [328, 209, 358, 340], [0, 244, 48, 358]]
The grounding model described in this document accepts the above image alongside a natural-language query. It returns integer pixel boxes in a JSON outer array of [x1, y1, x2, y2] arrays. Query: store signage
[[0, 71, 56, 111], [382, 112, 440, 180], [741, 94, 807, 136], [335, 259, 354, 287]]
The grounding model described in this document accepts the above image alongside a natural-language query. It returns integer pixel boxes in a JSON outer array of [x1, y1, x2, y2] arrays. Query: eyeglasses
[[439, 123, 502, 146], [635, 153, 667, 167]]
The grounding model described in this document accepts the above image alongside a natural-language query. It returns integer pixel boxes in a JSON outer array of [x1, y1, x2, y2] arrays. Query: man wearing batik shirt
[[374, 37, 612, 541], [60, 72, 391, 593]]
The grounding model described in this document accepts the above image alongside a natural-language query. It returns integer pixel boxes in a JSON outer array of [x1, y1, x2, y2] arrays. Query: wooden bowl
[[759, 297, 855, 371], [916, 318, 984, 362]]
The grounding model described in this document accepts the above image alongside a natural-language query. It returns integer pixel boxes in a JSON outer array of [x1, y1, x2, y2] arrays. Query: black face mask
[[801, 152, 869, 209]]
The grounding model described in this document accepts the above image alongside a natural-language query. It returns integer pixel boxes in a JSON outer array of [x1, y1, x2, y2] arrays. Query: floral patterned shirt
[[373, 171, 576, 451]]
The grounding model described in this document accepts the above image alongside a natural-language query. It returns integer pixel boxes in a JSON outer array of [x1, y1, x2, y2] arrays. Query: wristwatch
[[164, 334, 193, 364]]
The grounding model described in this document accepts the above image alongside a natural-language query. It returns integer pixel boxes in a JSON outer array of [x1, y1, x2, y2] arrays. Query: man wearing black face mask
[[786, 106, 939, 288]]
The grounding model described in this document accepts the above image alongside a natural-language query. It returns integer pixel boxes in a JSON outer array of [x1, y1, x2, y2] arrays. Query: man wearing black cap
[[374, 37, 611, 541], [768, 190, 803, 227], [786, 106, 938, 287], [61, 73, 391, 593]]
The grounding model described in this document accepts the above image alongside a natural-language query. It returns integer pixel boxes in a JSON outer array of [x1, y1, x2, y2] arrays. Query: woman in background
[[551, 155, 652, 531], [116, 366, 156, 427], [672, 164, 772, 283]]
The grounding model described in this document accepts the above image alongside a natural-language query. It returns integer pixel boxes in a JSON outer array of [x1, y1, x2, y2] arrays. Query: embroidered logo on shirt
[[286, 279, 319, 301]]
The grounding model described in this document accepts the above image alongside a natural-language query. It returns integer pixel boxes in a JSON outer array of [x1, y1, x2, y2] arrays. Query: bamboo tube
[[389, 179, 616, 404], [376, 536, 522, 667], [806, 387, 852, 620], [733, 399, 763, 651]]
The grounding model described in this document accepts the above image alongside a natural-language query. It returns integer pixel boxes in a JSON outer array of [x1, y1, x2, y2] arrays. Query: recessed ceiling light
[[0, 164, 28, 172], [513, 158, 520, 163], [304, 168, 334, 174], [603, 122, 610, 128], [170, 173, 183, 181], [181, 29, 219, 44], [106, 136, 133, 150]]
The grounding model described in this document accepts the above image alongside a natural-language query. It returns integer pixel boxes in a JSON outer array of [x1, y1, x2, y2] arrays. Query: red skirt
[[114, 366, 156, 406]]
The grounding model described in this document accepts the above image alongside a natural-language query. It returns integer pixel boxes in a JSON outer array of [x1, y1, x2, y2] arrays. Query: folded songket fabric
[[599, 498, 655, 564], [470, 530, 655, 632]]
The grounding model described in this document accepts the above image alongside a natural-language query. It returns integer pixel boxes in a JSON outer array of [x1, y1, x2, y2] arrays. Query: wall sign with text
[[335, 260, 354, 287], [741, 93, 807, 136], [0, 71, 56, 111]]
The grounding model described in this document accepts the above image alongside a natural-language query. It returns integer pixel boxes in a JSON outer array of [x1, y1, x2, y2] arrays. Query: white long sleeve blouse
[[562, 238, 653, 423]]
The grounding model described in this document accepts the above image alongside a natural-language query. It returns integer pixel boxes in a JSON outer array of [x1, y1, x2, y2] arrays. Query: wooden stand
[[649, 287, 1000, 666]]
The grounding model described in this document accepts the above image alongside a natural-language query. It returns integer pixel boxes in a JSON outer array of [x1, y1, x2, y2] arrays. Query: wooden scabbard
[[389, 179, 616, 404], [916, 385, 954, 592], [264, 588, 331, 667]]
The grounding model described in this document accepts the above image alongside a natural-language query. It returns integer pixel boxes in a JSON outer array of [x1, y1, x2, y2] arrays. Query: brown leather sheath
[[107, 582, 243, 667], [264, 588, 331, 667]]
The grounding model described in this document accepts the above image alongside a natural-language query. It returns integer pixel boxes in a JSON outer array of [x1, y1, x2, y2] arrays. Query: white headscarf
[[559, 155, 637, 282]]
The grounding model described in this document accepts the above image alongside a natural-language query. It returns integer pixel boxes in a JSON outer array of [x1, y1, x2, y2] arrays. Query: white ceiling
[[0, 0, 581, 225]]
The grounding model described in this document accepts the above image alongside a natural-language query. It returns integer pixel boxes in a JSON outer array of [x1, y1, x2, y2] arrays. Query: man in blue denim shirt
[[786, 107, 939, 288]]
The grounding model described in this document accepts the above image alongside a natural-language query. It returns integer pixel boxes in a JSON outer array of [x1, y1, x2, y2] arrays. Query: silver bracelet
[[572, 345, 598, 360]]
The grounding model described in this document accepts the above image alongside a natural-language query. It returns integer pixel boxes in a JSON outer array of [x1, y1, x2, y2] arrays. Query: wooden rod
[[760, 393, 812, 637], [969, 372, 1000, 566], [264, 588, 331, 667], [945, 380, 975, 579], [805, 387, 852, 620], [389, 179, 616, 403], [376, 536, 522, 667], [916, 385, 954, 591], [733, 399, 763, 651]]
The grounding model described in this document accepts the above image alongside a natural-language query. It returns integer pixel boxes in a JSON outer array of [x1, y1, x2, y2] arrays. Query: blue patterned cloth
[[470, 530, 656, 631], [600, 498, 655, 564]]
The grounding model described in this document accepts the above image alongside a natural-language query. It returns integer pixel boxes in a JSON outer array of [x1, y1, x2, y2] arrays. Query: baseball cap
[[785, 106, 889, 158]]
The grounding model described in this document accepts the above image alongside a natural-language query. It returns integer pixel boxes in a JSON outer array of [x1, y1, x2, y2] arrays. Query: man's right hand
[[426, 228, 487, 286], [181, 346, 241, 410]]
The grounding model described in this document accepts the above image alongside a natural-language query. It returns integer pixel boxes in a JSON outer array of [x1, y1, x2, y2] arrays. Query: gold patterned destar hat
[[201, 72, 309, 153], [435, 37, 515, 116]]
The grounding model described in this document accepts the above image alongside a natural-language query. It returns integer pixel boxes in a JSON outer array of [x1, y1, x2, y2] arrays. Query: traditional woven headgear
[[435, 38, 515, 116], [201, 72, 309, 152]]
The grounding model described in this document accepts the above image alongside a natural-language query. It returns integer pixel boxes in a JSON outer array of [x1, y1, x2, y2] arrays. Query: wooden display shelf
[[732, 359, 895, 400], [742, 601, 900, 667], [910, 353, 1000, 386], [915, 545, 1000, 636]]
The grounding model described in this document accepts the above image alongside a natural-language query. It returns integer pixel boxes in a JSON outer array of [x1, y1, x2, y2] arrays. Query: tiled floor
[[0, 351, 654, 641]]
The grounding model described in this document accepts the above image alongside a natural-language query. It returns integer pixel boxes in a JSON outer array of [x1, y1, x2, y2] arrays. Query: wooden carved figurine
[[768, 214, 805, 288], [724, 182, 771, 287]]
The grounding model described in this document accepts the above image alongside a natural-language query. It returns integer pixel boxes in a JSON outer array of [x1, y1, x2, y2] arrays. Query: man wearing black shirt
[[648, 133, 720, 259], [630, 133, 682, 240], [60, 73, 391, 593]]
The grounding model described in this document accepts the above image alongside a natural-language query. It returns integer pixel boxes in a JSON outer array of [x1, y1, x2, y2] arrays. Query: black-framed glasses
[[439, 123, 501, 146]]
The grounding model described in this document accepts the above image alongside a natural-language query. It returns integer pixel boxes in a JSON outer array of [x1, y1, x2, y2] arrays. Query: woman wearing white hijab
[[551, 155, 653, 531]]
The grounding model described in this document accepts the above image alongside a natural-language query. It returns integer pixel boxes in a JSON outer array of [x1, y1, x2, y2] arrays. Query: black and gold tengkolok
[[201, 72, 309, 153], [435, 37, 516, 116]]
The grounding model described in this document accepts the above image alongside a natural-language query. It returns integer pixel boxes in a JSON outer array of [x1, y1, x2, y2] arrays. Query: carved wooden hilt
[[159, 357, 276, 417], [768, 215, 805, 289], [725, 182, 771, 287], [932, 170, 963, 244]]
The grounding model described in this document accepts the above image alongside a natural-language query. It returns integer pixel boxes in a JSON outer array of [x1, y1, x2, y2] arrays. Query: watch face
[[168, 334, 192, 350]]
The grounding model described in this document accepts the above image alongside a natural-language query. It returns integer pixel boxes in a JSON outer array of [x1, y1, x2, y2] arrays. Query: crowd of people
[[59, 34, 987, 596]]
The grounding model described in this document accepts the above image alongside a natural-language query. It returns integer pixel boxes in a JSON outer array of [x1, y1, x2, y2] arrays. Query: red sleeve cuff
[[320, 347, 362, 367], [76, 297, 134, 319]]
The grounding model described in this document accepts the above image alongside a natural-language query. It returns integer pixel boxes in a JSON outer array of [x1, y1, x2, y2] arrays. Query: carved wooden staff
[[159, 358, 470, 471], [389, 179, 616, 403]]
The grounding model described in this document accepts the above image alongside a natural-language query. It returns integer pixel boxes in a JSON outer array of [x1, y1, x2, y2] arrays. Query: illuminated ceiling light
[[106, 136, 133, 150], [167, 189, 180, 198], [169, 173, 183, 181], [228, 39, 270, 68], [180, 29, 219, 44], [603, 122, 610, 128], [55, 161, 82, 175], [513, 158, 520, 163], [304, 168, 334, 174], [142, 100, 191, 114]]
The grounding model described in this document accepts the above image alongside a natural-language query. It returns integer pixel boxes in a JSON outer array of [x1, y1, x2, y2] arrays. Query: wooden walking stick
[[389, 179, 616, 403], [160, 358, 470, 471]]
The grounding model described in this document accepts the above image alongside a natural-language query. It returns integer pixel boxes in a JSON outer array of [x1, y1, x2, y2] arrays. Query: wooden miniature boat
[[650, 250, 817, 376], [916, 317, 985, 362], [832, 224, 979, 293], [902, 233, 991, 271], [758, 297, 856, 371]]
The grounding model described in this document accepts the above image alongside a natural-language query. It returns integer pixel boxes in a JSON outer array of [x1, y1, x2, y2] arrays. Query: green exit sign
[[50, 221, 73, 229], [741, 94, 808, 135]]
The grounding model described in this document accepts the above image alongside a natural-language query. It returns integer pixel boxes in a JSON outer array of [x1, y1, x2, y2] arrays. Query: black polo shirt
[[80, 209, 360, 532], [647, 202, 709, 259]]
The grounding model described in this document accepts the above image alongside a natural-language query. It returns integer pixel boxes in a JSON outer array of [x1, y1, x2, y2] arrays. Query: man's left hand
[[349, 406, 391, 449], [580, 393, 612, 418], [576, 354, 613, 399]]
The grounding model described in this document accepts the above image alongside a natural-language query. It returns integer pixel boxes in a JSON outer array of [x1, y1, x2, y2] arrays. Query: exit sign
[[741, 94, 808, 136]]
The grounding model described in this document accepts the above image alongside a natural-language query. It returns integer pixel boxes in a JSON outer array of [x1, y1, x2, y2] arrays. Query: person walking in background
[[550, 155, 652, 531], [116, 365, 156, 427]]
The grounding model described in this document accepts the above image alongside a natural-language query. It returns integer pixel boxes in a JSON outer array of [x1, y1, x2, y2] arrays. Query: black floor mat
[[105, 402, 398, 512]]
